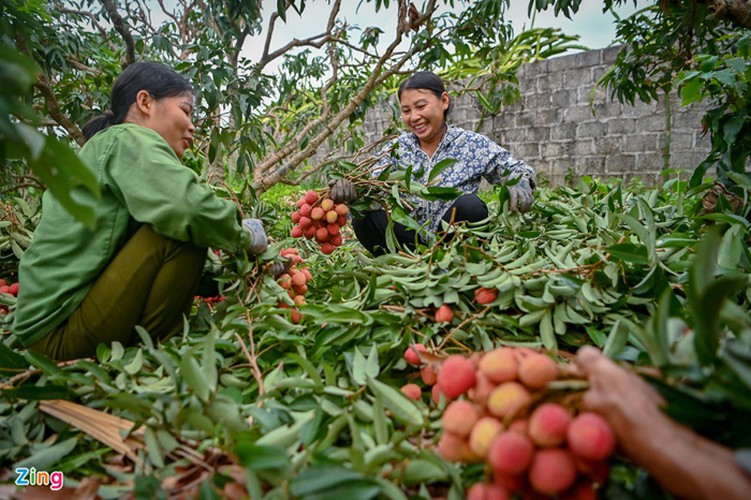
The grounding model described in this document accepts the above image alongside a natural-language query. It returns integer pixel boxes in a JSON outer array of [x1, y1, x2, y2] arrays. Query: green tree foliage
[[677, 32, 751, 186], [2, 0, 578, 203], [0, 1, 99, 228]]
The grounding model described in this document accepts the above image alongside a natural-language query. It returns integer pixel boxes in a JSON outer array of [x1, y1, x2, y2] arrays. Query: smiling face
[[129, 90, 196, 159], [400, 88, 449, 152], [149, 92, 196, 159]]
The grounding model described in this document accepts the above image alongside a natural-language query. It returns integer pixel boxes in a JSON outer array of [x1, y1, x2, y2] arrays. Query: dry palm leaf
[[38, 399, 145, 468], [38, 399, 234, 497]]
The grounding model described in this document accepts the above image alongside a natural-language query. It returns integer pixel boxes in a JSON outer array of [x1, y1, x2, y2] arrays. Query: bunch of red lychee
[[0, 278, 19, 316], [290, 190, 348, 255], [276, 247, 311, 324], [401, 346, 616, 498]]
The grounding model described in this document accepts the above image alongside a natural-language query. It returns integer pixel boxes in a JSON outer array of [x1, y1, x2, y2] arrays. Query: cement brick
[[584, 86, 608, 104], [590, 101, 623, 118], [502, 128, 528, 143], [533, 108, 562, 125], [576, 156, 606, 176], [575, 50, 603, 68], [552, 89, 577, 107], [513, 112, 534, 128], [607, 118, 636, 135], [577, 121, 606, 139], [542, 142, 571, 158], [668, 131, 694, 151], [536, 72, 564, 91], [623, 134, 658, 153], [514, 142, 542, 159], [564, 105, 597, 122], [591, 64, 613, 83], [594, 135, 624, 154], [523, 93, 552, 109], [527, 127, 551, 141], [452, 108, 470, 123], [573, 140, 596, 156], [670, 151, 707, 171], [602, 45, 623, 64], [549, 54, 575, 73], [522, 59, 549, 78], [550, 158, 576, 174], [693, 131, 711, 149], [550, 122, 577, 140], [622, 99, 659, 117], [672, 109, 704, 129], [564, 68, 594, 88], [465, 119, 481, 131], [635, 152, 664, 171], [606, 154, 637, 173]]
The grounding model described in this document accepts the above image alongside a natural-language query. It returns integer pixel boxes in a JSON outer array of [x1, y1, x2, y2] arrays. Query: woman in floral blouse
[[330, 71, 537, 256]]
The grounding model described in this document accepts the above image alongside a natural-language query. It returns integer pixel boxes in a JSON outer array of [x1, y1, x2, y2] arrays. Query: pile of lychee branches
[[311, 179, 714, 356]]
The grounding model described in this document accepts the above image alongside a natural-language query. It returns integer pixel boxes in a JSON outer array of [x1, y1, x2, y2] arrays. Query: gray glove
[[242, 218, 268, 254], [328, 179, 358, 203], [269, 257, 293, 277], [508, 177, 535, 213]]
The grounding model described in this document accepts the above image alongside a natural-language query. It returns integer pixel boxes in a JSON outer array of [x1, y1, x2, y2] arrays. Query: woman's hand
[[575, 346, 751, 500], [508, 177, 534, 213], [575, 346, 667, 455], [242, 218, 268, 254], [328, 179, 358, 204]]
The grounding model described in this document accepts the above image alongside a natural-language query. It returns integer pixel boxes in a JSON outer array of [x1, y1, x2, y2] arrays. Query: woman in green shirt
[[13, 62, 267, 360]]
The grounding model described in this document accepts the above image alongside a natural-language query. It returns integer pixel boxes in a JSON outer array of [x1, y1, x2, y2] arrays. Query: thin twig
[[438, 307, 490, 351], [235, 316, 264, 396], [1, 358, 94, 389]]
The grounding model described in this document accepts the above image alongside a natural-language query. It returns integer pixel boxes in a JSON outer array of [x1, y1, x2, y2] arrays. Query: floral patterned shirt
[[373, 125, 536, 233]]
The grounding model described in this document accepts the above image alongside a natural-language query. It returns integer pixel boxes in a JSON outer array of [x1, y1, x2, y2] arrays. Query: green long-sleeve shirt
[[13, 124, 251, 346]]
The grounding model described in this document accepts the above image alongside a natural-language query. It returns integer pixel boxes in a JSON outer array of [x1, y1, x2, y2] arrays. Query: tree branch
[[258, 31, 332, 69], [318, 0, 343, 119], [67, 57, 101, 75], [35, 73, 87, 146], [156, 0, 181, 26], [100, 0, 136, 66], [15, 35, 86, 146], [261, 1, 293, 66], [57, 7, 110, 39]]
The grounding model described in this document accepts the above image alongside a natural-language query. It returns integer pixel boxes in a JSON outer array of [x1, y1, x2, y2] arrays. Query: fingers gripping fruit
[[291, 190, 348, 254]]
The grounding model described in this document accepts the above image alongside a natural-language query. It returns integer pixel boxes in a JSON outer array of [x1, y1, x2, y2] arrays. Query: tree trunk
[[708, 0, 751, 28]]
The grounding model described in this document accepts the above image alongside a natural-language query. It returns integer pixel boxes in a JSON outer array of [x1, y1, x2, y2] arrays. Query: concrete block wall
[[361, 46, 711, 186]]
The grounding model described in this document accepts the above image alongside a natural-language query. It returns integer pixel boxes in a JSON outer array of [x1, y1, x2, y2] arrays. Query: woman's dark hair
[[397, 71, 450, 118], [82, 61, 194, 140]]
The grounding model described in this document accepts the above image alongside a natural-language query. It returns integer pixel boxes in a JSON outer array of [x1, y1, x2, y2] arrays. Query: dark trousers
[[31, 224, 207, 361], [352, 193, 488, 256]]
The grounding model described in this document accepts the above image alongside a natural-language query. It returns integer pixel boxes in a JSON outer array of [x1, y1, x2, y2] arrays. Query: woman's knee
[[129, 224, 205, 265], [443, 194, 488, 223]]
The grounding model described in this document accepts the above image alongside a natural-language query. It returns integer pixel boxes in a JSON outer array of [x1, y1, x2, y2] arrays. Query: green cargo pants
[[30, 224, 207, 361]]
